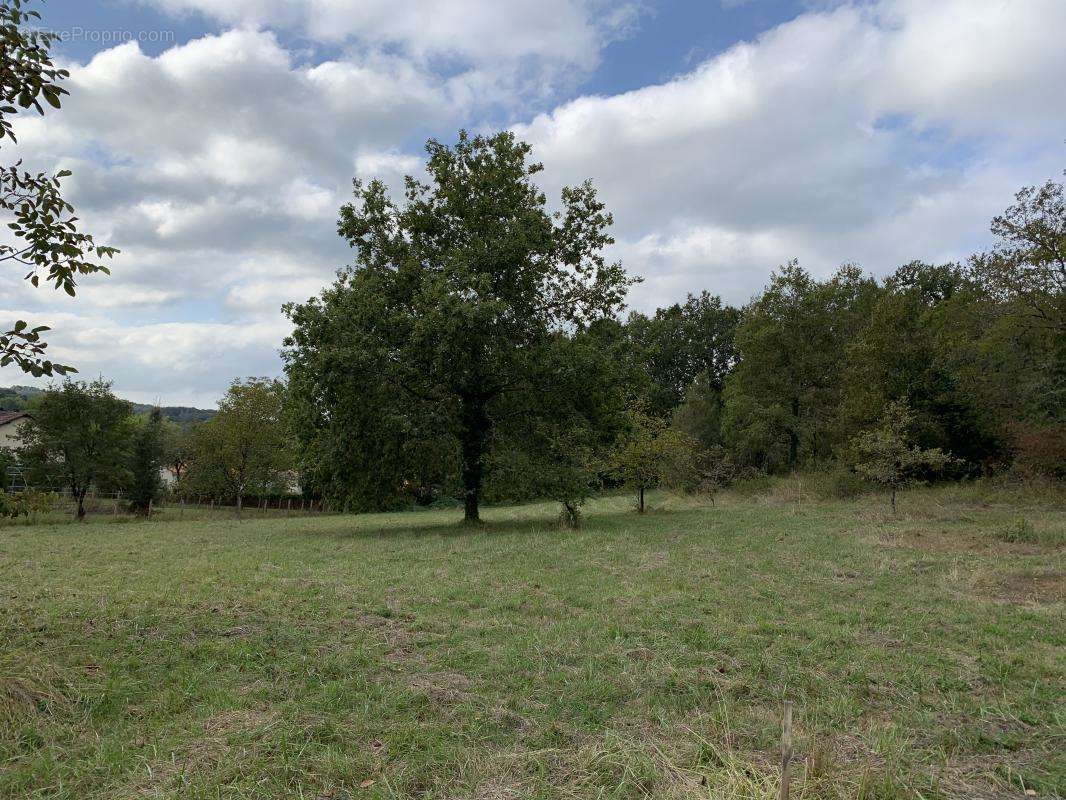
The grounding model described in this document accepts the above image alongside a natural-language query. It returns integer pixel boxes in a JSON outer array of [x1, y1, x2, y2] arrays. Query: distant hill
[[0, 385, 215, 423]]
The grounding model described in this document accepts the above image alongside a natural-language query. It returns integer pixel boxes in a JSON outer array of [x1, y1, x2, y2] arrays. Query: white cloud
[[5, 28, 459, 328], [0, 309, 289, 408], [140, 0, 643, 99], [873, 0, 1066, 139], [515, 0, 1066, 309], [3, 0, 1064, 404]]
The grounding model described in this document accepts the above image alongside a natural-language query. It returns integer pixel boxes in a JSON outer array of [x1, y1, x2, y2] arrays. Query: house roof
[[0, 411, 29, 426]]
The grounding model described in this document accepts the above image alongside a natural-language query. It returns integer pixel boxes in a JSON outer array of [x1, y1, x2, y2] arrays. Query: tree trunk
[[638, 485, 645, 514], [562, 501, 580, 528], [788, 397, 800, 469], [236, 493, 243, 519], [891, 485, 897, 514], [460, 397, 490, 524], [75, 488, 86, 521]]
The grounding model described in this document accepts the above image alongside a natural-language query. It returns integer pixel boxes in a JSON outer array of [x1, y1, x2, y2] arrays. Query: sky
[[1, 0, 1063, 408]]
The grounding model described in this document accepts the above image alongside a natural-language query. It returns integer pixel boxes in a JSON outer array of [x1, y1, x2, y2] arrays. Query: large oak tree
[[284, 131, 634, 522]]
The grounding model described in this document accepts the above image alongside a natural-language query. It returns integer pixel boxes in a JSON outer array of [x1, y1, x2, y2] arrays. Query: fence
[[17, 490, 334, 518]]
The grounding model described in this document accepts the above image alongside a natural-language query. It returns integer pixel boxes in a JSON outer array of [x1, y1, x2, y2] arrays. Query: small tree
[[695, 445, 736, 506], [611, 406, 697, 513], [186, 378, 291, 517], [127, 408, 165, 516], [536, 425, 603, 528], [850, 401, 953, 512], [18, 379, 133, 520]]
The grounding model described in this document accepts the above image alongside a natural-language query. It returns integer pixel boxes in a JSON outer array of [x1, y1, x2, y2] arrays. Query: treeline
[[603, 179, 1063, 484], [618, 254, 1061, 478], [6, 133, 1061, 523], [281, 132, 1063, 520], [0, 384, 215, 423]]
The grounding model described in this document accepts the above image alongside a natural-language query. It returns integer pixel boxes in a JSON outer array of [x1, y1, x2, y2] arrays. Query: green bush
[[815, 467, 871, 500], [726, 471, 775, 496], [1011, 424, 1066, 480]]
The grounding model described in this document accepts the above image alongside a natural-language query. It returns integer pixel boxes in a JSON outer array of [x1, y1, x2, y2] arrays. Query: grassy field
[[2, 481, 1063, 799]]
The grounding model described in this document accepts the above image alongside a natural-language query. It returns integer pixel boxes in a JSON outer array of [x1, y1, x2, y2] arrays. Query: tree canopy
[[127, 408, 166, 516], [722, 262, 878, 471], [184, 378, 292, 515]]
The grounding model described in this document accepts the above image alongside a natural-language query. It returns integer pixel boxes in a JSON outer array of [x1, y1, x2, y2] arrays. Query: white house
[[0, 411, 29, 450]]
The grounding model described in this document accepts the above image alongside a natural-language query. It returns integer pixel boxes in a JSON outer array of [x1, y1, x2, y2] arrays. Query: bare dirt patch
[[985, 570, 1066, 605], [201, 706, 280, 738], [408, 670, 474, 704]]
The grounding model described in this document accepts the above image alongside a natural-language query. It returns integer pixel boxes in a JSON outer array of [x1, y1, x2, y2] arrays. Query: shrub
[[0, 492, 23, 518], [727, 471, 775, 496], [0, 491, 53, 519], [996, 517, 1066, 546], [684, 446, 740, 503], [0, 447, 15, 491], [1011, 424, 1066, 479], [815, 467, 871, 500], [997, 517, 1036, 543]]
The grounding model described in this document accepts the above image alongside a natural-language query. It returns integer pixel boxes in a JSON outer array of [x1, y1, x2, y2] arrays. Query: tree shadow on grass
[[317, 494, 705, 543]]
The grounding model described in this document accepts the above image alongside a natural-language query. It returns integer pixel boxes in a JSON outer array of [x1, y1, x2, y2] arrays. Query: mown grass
[[1, 483, 1063, 799]]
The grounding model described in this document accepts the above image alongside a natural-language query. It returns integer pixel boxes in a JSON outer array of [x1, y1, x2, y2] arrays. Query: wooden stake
[[779, 701, 793, 800]]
